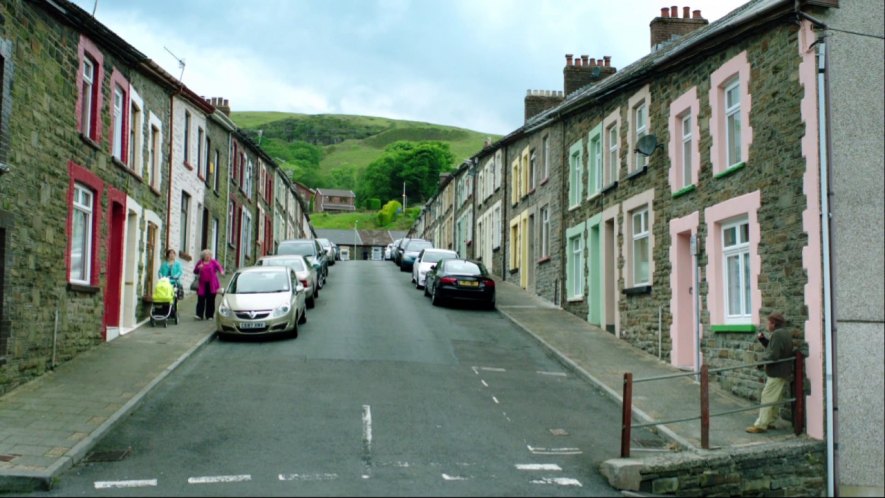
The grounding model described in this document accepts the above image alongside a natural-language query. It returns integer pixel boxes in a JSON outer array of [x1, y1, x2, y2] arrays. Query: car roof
[[423, 248, 456, 254], [236, 265, 292, 274], [259, 254, 308, 262]]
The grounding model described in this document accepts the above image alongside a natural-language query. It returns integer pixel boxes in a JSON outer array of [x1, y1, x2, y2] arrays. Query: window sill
[[183, 161, 194, 171], [113, 159, 144, 182], [68, 282, 100, 294], [714, 161, 746, 179], [568, 203, 581, 212], [586, 192, 601, 202], [710, 324, 757, 333], [150, 186, 162, 196], [622, 285, 652, 296], [601, 181, 618, 195], [567, 296, 584, 303], [671, 184, 696, 199], [179, 252, 193, 262], [493, 246, 501, 252], [79, 134, 101, 150], [540, 177, 549, 186], [537, 256, 551, 265], [626, 166, 648, 181], [509, 268, 519, 274]]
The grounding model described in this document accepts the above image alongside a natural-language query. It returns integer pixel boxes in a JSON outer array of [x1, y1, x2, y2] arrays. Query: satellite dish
[[635, 134, 663, 156]]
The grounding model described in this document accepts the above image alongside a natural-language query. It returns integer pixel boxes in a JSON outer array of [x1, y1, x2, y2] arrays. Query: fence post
[[621, 372, 633, 458], [700, 363, 710, 449], [793, 351, 805, 435]]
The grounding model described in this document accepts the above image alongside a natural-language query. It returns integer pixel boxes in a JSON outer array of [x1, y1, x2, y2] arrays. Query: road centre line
[[442, 473, 470, 480], [516, 463, 562, 471], [279, 473, 338, 481], [531, 477, 583, 486], [481, 379, 489, 387], [492, 396, 500, 404], [187, 475, 251, 484], [479, 366, 507, 372], [537, 371, 567, 377], [94, 479, 157, 489], [362, 404, 372, 448], [527, 445, 583, 455]]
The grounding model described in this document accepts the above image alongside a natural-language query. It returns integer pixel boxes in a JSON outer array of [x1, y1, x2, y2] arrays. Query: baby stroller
[[150, 277, 181, 327]]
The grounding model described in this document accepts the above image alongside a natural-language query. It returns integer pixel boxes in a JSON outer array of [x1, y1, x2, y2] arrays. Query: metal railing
[[620, 352, 805, 457]]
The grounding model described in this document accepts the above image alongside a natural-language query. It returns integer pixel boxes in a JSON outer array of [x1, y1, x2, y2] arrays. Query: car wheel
[[307, 295, 316, 309], [486, 300, 496, 311], [431, 288, 443, 307], [415, 280, 422, 290], [424, 284, 430, 297], [298, 309, 307, 325], [149, 318, 155, 327], [290, 321, 299, 339]]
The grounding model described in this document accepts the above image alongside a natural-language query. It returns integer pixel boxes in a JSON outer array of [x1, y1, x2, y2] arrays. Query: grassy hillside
[[230, 111, 498, 189], [308, 209, 418, 230]]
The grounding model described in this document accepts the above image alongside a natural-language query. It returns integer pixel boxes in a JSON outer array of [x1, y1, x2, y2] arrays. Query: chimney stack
[[524, 89, 565, 122], [650, 5, 708, 51], [563, 52, 617, 96]]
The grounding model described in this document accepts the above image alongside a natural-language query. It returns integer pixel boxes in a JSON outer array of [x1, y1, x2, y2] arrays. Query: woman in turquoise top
[[158, 249, 183, 286]]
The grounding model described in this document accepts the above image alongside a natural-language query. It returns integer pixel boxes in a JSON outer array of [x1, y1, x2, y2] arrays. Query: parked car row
[[214, 238, 337, 340], [392, 238, 496, 310]]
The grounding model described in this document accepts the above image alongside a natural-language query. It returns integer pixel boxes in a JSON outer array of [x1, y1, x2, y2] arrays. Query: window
[[568, 141, 583, 209], [494, 150, 503, 190], [509, 221, 519, 270], [529, 149, 536, 191], [588, 126, 602, 197], [112, 85, 126, 162], [724, 79, 741, 167], [521, 147, 530, 197], [180, 192, 191, 255], [80, 57, 96, 138], [197, 127, 205, 177], [723, 220, 751, 321], [148, 125, 159, 187], [213, 149, 220, 191], [70, 183, 94, 284], [144, 222, 158, 298], [543, 136, 550, 181], [603, 108, 621, 187], [566, 225, 584, 300], [493, 203, 502, 249], [680, 113, 693, 187], [631, 208, 650, 286], [129, 98, 142, 172], [244, 159, 254, 198], [227, 201, 235, 245], [511, 158, 519, 205], [77, 39, 104, 143], [183, 111, 191, 165], [633, 102, 648, 172], [540, 205, 550, 259]]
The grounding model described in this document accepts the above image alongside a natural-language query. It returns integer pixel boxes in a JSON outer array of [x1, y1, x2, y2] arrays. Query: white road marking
[[492, 396, 500, 404], [516, 463, 562, 471], [481, 379, 489, 387], [531, 477, 583, 486], [278, 473, 338, 481], [442, 473, 469, 480], [527, 445, 583, 455], [187, 475, 251, 484], [537, 371, 567, 377], [362, 404, 372, 449], [479, 367, 506, 372], [94, 479, 157, 489], [471, 366, 480, 375]]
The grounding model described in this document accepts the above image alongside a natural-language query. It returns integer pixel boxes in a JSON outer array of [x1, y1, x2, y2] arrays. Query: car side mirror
[[430, 264, 436, 271]]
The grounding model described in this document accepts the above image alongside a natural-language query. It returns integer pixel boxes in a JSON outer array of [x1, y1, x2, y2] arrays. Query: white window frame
[[543, 136, 550, 181], [183, 111, 191, 165], [494, 150, 503, 190], [631, 208, 650, 286], [227, 201, 235, 245], [112, 85, 125, 162], [633, 101, 648, 172], [722, 219, 751, 323], [241, 207, 253, 259], [603, 108, 621, 187], [180, 192, 191, 256], [540, 205, 550, 258], [566, 230, 584, 300], [70, 183, 94, 285], [568, 141, 583, 209], [724, 78, 742, 167], [681, 113, 693, 188], [588, 125, 602, 198], [529, 149, 536, 192], [80, 58, 95, 138]]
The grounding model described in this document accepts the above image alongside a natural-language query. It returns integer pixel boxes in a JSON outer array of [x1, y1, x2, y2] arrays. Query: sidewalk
[[0, 276, 795, 492]]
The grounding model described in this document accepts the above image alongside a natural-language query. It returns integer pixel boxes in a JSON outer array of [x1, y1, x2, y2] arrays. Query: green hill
[[230, 111, 499, 196]]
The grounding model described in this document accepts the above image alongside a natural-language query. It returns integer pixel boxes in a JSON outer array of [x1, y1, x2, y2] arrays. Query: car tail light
[[300, 279, 309, 288], [440, 276, 457, 285], [483, 278, 495, 288]]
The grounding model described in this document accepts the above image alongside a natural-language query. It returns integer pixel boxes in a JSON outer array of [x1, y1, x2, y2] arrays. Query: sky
[[69, 0, 750, 136]]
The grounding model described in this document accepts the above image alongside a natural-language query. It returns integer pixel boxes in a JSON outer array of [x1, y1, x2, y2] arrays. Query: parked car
[[332, 243, 341, 261], [276, 239, 328, 288], [424, 259, 495, 309], [389, 239, 403, 263], [317, 238, 335, 266], [384, 243, 395, 261], [412, 248, 458, 288], [256, 254, 319, 309], [216, 265, 307, 339], [399, 239, 433, 272]]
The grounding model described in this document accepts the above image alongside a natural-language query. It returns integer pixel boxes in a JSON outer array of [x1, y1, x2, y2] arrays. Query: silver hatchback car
[[256, 254, 319, 309], [216, 266, 306, 339]]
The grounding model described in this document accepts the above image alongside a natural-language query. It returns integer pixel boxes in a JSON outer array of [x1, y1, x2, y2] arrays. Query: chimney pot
[[661, 7, 669, 17], [575, 58, 582, 67], [670, 5, 678, 17], [581, 55, 589, 66], [565, 54, 574, 66], [693, 9, 701, 18], [604, 55, 611, 67], [589, 58, 596, 67], [683, 6, 690, 18]]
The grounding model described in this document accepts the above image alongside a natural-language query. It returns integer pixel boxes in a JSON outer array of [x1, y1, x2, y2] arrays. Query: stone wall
[[601, 438, 826, 496]]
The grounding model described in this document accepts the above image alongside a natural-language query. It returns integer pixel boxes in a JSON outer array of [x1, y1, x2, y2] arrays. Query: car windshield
[[278, 242, 315, 256], [443, 261, 484, 276], [406, 241, 432, 251], [228, 271, 291, 294], [261, 258, 306, 272], [422, 251, 455, 263], [318, 239, 331, 249]]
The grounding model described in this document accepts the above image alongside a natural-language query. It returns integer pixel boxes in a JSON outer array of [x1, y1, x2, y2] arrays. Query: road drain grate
[[85, 448, 132, 462]]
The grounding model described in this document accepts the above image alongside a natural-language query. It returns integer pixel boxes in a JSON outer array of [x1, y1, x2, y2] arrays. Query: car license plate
[[240, 322, 266, 329], [459, 280, 479, 287]]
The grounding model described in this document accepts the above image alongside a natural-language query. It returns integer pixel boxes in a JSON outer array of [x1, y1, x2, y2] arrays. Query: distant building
[[315, 188, 356, 213]]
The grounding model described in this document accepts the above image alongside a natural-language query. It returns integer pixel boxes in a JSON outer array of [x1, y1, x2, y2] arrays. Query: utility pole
[[402, 182, 407, 211]]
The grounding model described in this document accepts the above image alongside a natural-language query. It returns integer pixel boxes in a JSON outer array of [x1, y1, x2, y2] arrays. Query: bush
[[378, 200, 402, 226], [366, 198, 381, 211]]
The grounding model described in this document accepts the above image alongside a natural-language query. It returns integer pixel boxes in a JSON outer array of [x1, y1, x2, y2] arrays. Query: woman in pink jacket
[[194, 249, 225, 320]]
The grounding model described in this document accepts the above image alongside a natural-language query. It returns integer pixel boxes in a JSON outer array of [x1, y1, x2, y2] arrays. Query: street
[[26, 261, 661, 496]]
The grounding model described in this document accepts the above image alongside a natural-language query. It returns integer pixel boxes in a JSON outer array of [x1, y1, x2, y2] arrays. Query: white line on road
[[442, 473, 469, 480], [516, 464, 563, 471], [362, 404, 372, 448], [187, 475, 251, 484], [527, 445, 583, 455], [481, 379, 489, 387], [531, 477, 583, 486], [94, 479, 157, 489], [492, 396, 500, 404], [278, 473, 338, 481], [479, 366, 506, 372], [537, 371, 568, 377]]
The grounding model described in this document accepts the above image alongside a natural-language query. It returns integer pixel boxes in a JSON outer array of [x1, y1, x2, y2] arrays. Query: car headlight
[[271, 304, 291, 318], [218, 301, 232, 317]]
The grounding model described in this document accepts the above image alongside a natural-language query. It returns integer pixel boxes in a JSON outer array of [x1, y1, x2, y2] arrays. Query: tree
[[357, 141, 455, 206]]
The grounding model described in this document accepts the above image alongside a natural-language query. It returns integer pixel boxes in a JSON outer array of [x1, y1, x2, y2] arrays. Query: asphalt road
[[26, 261, 649, 497]]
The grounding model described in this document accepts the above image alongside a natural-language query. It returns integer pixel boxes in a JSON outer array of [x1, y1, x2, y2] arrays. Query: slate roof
[[315, 229, 361, 246], [315, 188, 356, 197]]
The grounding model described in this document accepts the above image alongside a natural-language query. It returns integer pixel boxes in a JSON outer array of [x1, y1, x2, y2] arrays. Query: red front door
[[103, 197, 125, 340]]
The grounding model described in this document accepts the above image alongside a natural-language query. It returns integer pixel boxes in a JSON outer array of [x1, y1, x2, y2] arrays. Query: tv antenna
[[164, 46, 186, 82]]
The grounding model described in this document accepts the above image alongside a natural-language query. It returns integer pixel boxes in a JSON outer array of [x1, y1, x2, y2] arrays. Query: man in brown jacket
[[746, 312, 794, 433]]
